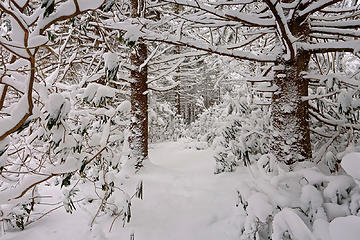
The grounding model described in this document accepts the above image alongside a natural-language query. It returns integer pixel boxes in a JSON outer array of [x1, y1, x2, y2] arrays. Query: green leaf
[[102, 0, 115, 12], [15, 216, 24, 230], [136, 181, 143, 200], [79, 160, 88, 176], [126, 201, 131, 223], [43, 0, 55, 18], [61, 173, 72, 188], [127, 41, 136, 48]]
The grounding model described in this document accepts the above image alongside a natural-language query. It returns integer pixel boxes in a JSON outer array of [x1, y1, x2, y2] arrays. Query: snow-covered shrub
[[214, 117, 244, 173], [235, 151, 360, 240], [0, 80, 140, 231], [185, 88, 270, 173], [213, 93, 271, 174], [185, 103, 224, 143], [148, 101, 185, 143], [309, 69, 360, 172], [0, 3, 149, 230], [82, 83, 116, 106]]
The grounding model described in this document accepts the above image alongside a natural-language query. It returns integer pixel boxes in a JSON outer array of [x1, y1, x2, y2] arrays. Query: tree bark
[[271, 17, 312, 167], [271, 55, 311, 166], [128, 0, 148, 170], [176, 87, 181, 116]]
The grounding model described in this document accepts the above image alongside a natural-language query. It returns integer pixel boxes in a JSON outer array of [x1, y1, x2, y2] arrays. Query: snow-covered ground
[[2, 141, 247, 240]]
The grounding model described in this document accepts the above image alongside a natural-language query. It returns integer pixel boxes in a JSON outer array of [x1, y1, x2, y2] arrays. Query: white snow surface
[[103, 52, 119, 70], [329, 216, 360, 240], [272, 208, 316, 240], [2, 141, 246, 240], [116, 100, 131, 114], [341, 152, 360, 180], [247, 192, 273, 223]]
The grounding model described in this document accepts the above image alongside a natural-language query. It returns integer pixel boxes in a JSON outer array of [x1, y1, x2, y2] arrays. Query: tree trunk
[[176, 88, 181, 116], [175, 45, 181, 116], [271, 50, 312, 167], [128, 0, 148, 170]]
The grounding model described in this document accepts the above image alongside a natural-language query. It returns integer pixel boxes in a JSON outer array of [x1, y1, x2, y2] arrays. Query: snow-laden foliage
[[185, 104, 223, 143], [0, 0, 145, 231], [308, 57, 360, 172], [0, 79, 140, 230], [1, 0, 360, 238], [187, 87, 270, 174], [148, 100, 185, 143], [213, 93, 270, 174], [235, 151, 360, 240]]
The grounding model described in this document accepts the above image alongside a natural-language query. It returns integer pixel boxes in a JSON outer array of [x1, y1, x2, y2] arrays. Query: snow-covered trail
[[126, 141, 246, 240], [3, 141, 247, 240]]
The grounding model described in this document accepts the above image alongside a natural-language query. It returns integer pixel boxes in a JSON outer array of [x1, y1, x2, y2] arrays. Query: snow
[[46, 157, 82, 175], [0, 137, 9, 167], [107, 22, 277, 62], [301, 40, 360, 53], [103, 52, 118, 71], [329, 216, 360, 240], [0, 174, 51, 204], [272, 208, 316, 240], [1, 141, 247, 240], [116, 100, 131, 114], [82, 83, 115, 105], [35, 0, 103, 34], [313, 219, 331, 240], [45, 67, 59, 86], [46, 93, 70, 120], [323, 175, 355, 203], [0, 95, 30, 138], [28, 35, 48, 48], [301, 185, 323, 210], [77, 0, 104, 12], [94, 85, 115, 103], [341, 152, 360, 180], [100, 122, 110, 148], [167, 0, 275, 27], [246, 192, 273, 222], [3, 0, 360, 239], [323, 203, 349, 221]]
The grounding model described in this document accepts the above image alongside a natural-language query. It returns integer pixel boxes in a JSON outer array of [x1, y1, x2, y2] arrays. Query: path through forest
[[3, 141, 247, 240]]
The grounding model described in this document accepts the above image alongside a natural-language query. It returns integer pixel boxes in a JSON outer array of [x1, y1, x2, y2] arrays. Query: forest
[[0, 0, 360, 239]]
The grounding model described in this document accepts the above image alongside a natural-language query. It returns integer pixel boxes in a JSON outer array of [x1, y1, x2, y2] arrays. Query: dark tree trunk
[[175, 45, 181, 116], [176, 88, 181, 116], [129, 42, 148, 169], [186, 103, 191, 125], [128, 0, 148, 170], [271, 17, 312, 168], [191, 104, 195, 123], [271, 53, 312, 167]]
